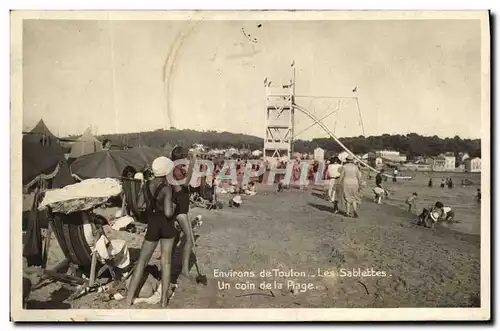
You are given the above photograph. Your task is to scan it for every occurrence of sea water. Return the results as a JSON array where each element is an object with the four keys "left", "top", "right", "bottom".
[{"left": 364, "top": 171, "right": 482, "bottom": 236}]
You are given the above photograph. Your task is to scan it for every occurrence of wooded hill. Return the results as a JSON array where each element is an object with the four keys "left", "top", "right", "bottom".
[{"left": 73, "top": 128, "right": 480, "bottom": 159}]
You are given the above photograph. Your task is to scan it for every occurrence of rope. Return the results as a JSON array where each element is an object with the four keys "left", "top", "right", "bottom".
[
  {"left": 24, "top": 162, "right": 62, "bottom": 190},
  {"left": 293, "top": 103, "right": 406, "bottom": 178}
]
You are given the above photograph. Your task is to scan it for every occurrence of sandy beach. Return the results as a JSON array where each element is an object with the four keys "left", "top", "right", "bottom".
[{"left": 25, "top": 171, "right": 481, "bottom": 309}]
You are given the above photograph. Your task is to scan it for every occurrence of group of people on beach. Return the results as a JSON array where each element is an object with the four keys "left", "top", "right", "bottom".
[
  {"left": 121, "top": 146, "right": 198, "bottom": 307},
  {"left": 325, "top": 155, "right": 363, "bottom": 218},
  {"left": 123, "top": 147, "right": 271, "bottom": 306}
]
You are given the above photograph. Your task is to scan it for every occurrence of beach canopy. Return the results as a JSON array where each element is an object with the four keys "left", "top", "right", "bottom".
[
  {"left": 22, "top": 136, "right": 74, "bottom": 189},
  {"left": 70, "top": 146, "right": 169, "bottom": 179},
  {"left": 24, "top": 119, "right": 59, "bottom": 147},
  {"left": 29, "top": 119, "right": 56, "bottom": 137},
  {"left": 69, "top": 128, "right": 103, "bottom": 159}
]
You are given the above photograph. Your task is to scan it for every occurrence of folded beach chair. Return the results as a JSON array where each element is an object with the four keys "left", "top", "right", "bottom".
[
  {"left": 121, "top": 177, "right": 147, "bottom": 223},
  {"left": 38, "top": 210, "right": 121, "bottom": 300}
]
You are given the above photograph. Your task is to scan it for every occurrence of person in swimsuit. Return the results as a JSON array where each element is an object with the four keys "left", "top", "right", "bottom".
[
  {"left": 126, "top": 156, "right": 177, "bottom": 307},
  {"left": 170, "top": 146, "right": 197, "bottom": 281},
  {"left": 375, "top": 169, "right": 384, "bottom": 188}
]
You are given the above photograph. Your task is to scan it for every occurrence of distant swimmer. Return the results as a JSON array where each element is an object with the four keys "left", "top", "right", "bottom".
[
  {"left": 428, "top": 177, "right": 433, "bottom": 188},
  {"left": 475, "top": 188, "right": 481, "bottom": 202},
  {"left": 440, "top": 178, "right": 446, "bottom": 188}
]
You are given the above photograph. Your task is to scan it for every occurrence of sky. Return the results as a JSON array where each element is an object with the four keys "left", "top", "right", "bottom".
[{"left": 22, "top": 18, "right": 482, "bottom": 139}]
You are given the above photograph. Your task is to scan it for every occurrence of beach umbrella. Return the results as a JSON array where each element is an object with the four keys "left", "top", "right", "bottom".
[{"left": 70, "top": 147, "right": 168, "bottom": 179}]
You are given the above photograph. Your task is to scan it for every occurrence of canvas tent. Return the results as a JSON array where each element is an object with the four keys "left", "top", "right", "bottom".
[
  {"left": 24, "top": 119, "right": 59, "bottom": 146},
  {"left": 69, "top": 128, "right": 103, "bottom": 159},
  {"left": 22, "top": 136, "right": 74, "bottom": 189}
]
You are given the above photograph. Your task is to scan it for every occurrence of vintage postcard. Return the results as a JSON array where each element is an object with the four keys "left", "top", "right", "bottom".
[{"left": 11, "top": 10, "right": 490, "bottom": 322}]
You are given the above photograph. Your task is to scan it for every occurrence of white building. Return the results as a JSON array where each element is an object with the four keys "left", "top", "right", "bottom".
[
  {"left": 314, "top": 147, "right": 325, "bottom": 161},
  {"left": 252, "top": 150, "right": 263, "bottom": 157},
  {"left": 444, "top": 155, "right": 456, "bottom": 170},
  {"left": 376, "top": 150, "right": 400, "bottom": 158},
  {"left": 376, "top": 150, "right": 406, "bottom": 163},
  {"left": 464, "top": 157, "right": 481, "bottom": 173}
]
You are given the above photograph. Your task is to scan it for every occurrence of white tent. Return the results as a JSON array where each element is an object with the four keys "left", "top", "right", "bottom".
[{"left": 69, "top": 128, "right": 102, "bottom": 159}]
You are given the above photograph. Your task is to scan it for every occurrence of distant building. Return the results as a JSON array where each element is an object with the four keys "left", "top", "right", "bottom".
[
  {"left": 464, "top": 157, "right": 481, "bottom": 173},
  {"left": 376, "top": 150, "right": 400, "bottom": 158},
  {"left": 314, "top": 147, "right": 325, "bottom": 161},
  {"left": 376, "top": 150, "right": 406, "bottom": 163},
  {"left": 444, "top": 155, "right": 456, "bottom": 170},
  {"left": 431, "top": 155, "right": 447, "bottom": 172},
  {"left": 251, "top": 150, "right": 263, "bottom": 157}
]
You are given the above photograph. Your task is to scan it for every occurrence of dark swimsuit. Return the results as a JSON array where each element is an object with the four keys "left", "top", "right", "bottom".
[{"left": 144, "top": 180, "right": 178, "bottom": 241}]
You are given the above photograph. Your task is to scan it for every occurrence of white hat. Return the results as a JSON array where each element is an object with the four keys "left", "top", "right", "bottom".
[
  {"left": 134, "top": 172, "right": 144, "bottom": 181},
  {"left": 232, "top": 195, "right": 243, "bottom": 204},
  {"left": 345, "top": 155, "right": 354, "bottom": 161},
  {"left": 152, "top": 156, "right": 174, "bottom": 177}
]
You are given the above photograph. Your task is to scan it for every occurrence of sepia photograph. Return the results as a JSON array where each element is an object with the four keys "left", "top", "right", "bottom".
[{"left": 11, "top": 10, "right": 490, "bottom": 321}]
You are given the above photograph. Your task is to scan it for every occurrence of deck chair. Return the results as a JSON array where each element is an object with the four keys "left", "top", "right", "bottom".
[
  {"left": 38, "top": 210, "right": 122, "bottom": 301},
  {"left": 190, "top": 176, "right": 222, "bottom": 210},
  {"left": 121, "top": 178, "right": 147, "bottom": 224}
]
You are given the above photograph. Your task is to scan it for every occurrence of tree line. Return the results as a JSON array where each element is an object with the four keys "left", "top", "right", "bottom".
[{"left": 92, "top": 129, "right": 480, "bottom": 159}]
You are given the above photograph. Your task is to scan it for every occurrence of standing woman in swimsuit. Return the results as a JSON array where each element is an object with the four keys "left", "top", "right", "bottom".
[
  {"left": 126, "top": 156, "right": 177, "bottom": 307},
  {"left": 170, "top": 146, "right": 197, "bottom": 280}
]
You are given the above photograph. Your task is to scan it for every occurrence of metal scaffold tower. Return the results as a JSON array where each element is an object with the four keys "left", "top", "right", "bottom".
[
  {"left": 263, "top": 65, "right": 296, "bottom": 159},
  {"left": 261, "top": 62, "right": 389, "bottom": 176}
]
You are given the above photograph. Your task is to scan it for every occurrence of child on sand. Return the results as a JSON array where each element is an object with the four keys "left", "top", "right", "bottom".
[
  {"left": 405, "top": 192, "right": 418, "bottom": 212},
  {"left": 373, "top": 186, "right": 388, "bottom": 204},
  {"left": 417, "top": 202, "right": 443, "bottom": 228},
  {"left": 417, "top": 201, "right": 455, "bottom": 229}
]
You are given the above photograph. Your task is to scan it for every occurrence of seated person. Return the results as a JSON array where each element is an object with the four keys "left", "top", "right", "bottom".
[
  {"left": 373, "top": 187, "right": 388, "bottom": 204},
  {"left": 441, "top": 205, "right": 455, "bottom": 222},
  {"left": 244, "top": 181, "right": 257, "bottom": 196},
  {"left": 417, "top": 201, "right": 454, "bottom": 228}
]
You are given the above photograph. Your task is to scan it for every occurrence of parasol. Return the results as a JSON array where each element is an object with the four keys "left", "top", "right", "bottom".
[
  {"left": 70, "top": 147, "right": 168, "bottom": 179},
  {"left": 39, "top": 178, "right": 123, "bottom": 214}
]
